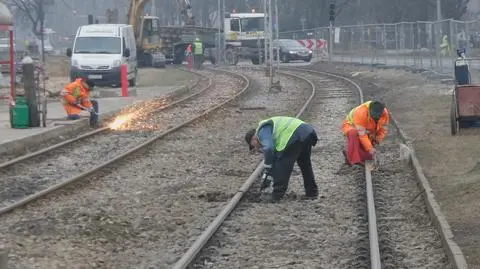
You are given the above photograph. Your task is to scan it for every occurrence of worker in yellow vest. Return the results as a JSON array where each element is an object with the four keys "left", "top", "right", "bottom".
[
  {"left": 245, "top": 116, "right": 319, "bottom": 202},
  {"left": 193, "top": 37, "right": 203, "bottom": 69},
  {"left": 440, "top": 35, "right": 450, "bottom": 57}
]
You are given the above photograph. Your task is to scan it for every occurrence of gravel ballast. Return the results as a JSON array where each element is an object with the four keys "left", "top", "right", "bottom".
[
  {"left": 0, "top": 68, "right": 311, "bottom": 268},
  {"left": 0, "top": 71, "right": 238, "bottom": 209}
]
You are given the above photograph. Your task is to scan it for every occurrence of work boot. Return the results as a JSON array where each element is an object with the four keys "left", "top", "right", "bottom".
[{"left": 302, "top": 190, "right": 319, "bottom": 200}]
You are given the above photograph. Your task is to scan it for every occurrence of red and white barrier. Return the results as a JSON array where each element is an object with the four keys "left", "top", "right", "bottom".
[{"left": 297, "top": 39, "right": 328, "bottom": 50}]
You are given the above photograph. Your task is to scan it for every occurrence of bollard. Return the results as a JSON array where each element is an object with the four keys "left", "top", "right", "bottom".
[
  {"left": 120, "top": 64, "right": 128, "bottom": 97},
  {"left": 22, "top": 60, "right": 40, "bottom": 127},
  {"left": 0, "top": 248, "right": 8, "bottom": 269}
]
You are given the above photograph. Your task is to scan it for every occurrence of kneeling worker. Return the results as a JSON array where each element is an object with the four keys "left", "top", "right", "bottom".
[
  {"left": 245, "top": 116, "right": 319, "bottom": 202},
  {"left": 342, "top": 100, "right": 389, "bottom": 167},
  {"left": 61, "top": 77, "right": 98, "bottom": 125}
]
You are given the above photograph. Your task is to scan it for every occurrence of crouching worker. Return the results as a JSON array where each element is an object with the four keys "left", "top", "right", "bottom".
[
  {"left": 61, "top": 77, "right": 99, "bottom": 126},
  {"left": 342, "top": 100, "right": 389, "bottom": 167},
  {"left": 245, "top": 116, "right": 319, "bottom": 202}
]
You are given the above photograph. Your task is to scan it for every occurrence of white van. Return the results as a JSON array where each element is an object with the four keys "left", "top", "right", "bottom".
[{"left": 67, "top": 24, "right": 138, "bottom": 87}]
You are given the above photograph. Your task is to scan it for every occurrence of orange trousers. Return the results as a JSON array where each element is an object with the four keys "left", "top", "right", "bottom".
[
  {"left": 344, "top": 129, "right": 374, "bottom": 165},
  {"left": 63, "top": 99, "right": 92, "bottom": 116}
]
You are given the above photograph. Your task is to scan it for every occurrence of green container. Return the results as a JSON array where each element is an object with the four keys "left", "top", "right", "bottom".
[{"left": 11, "top": 96, "right": 30, "bottom": 129}]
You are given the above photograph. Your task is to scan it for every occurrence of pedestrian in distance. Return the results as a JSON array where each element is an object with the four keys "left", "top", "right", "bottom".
[
  {"left": 341, "top": 100, "right": 389, "bottom": 168},
  {"left": 245, "top": 116, "right": 319, "bottom": 202}
]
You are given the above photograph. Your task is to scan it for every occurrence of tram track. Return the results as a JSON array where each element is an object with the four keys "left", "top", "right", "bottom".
[
  {"left": 0, "top": 65, "right": 454, "bottom": 268},
  {"left": 0, "top": 68, "right": 204, "bottom": 166},
  {"left": 174, "top": 66, "right": 451, "bottom": 269},
  {"left": 0, "top": 67, "right": 313, "bottom": 268},
  {"left": 0, "top": 68, "right": 248, "bottom": 215},
  {"left": 0, "top": 68, "right": 202, "bottom": 164}
]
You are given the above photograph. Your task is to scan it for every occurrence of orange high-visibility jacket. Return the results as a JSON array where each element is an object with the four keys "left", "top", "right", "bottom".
[
  {"left": 61, "top": 78, "right": 92, "bottom": 115},
  {"left": 342, "top": 101, "right": 389, "bottom": 152}
]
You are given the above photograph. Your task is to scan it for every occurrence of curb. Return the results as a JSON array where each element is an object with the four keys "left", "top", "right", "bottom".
[
  {"left": 323, "top": 60, "right": 454, "bottom": 80},
  {"left": 0, "top": 78, "right": 200, "bottom": 157},
  {"left": 389, "top": 113, "right": 469, "bottom": 269}
]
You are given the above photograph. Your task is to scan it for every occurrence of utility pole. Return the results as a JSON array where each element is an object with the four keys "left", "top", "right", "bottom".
[
  {"left": 39, "top": 0, "right": 45, "bottom": 63},
  {"left": 275, "top": 0, "right": 280, "bottom": 72},
  {"left": 217, "top": 0, "right": 221, "bottom": 65},
  {"left": 329, "top": 1, "right": 335, "bottom": 61},
  {"left": 151, "top": 0, "right": 156, "bottom": 16},
  {"left": 436, "top": 0, "right": 442, "bottom": 70},
  {"left": 220, "top": 0, "right": 226, "bottom": 64},
  {"left": 263, "top": 0, "right": 280, "bottom": 90}
]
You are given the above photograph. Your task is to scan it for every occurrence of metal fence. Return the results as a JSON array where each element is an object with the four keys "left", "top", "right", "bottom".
[{"left": 280, "top": 19, "right": 480, "bottom": 73}]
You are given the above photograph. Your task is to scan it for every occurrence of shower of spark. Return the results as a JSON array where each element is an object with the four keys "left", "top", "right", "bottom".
[
  {"left": 109, "top": 113, "right": 135, "bottom": 130},
  {"left": 107, "top": 97, "right": 170, "bottom": 131}
]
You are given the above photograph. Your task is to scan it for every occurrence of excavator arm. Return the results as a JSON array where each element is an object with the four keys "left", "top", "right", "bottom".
[
  {"left": 176, "top": 0, "right": 195, "bottom": 26},
  {"left": 127, "top": 0, "right": 150, "bottom": 46},
  {"left": 128, "top": 0, "right": 195, "bottom": 31}
]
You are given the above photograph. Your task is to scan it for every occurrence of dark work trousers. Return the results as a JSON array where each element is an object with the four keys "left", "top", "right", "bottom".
[
  {"left": 89, "top": 100, "right": 99, "bottom": 128},
  {"left": 194, "top": 54, "right": 204, "bottom": 69},
  {"left": 271, "top": 134, "right": 318, "bottom": 200}
]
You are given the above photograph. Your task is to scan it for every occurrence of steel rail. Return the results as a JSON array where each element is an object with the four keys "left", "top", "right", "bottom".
[
  {"left": 172, "top": 70, "right": 317, "bottom": 269},
  {"left": 0, "top": 69, "right": 208, "bottom": 170},
  {"left": 0, "top": 68, "right": 250, "bottom": 216},
  {"left": 172, "top": 66, "right": 381, "bottom": 269},
  {"left": 281, "top": 66, "right": 381, "bottom": 269}
]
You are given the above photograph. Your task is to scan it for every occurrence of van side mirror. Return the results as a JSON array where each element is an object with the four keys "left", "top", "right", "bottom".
[
  {"left": 66, "top": 48, "right": 72, "bottom": 57},
  {"left": 123, "top": 48, "right": 130, "bottom": 57}
]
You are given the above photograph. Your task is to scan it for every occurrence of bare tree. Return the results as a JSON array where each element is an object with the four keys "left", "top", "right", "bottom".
[{"left": 5, "top": 0, "right": 54, "bottom": 40}]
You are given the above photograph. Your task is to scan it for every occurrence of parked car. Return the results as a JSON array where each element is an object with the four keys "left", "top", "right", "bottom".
[{"left": 274, "top": 39, "right": 313, "bottom": 63}]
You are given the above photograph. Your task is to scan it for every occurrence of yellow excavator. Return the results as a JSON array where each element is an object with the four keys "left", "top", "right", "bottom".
[{"left": 127, "top": 0, "right": 216, "bottom": 66}]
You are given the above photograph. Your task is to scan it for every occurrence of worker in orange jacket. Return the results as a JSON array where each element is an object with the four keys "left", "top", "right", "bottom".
[
  {"left": 341, "top": 101, "right": 389, "bottom": 166},
  {"left": 61, "top": 78, "right": 97, "bottom": 121}
]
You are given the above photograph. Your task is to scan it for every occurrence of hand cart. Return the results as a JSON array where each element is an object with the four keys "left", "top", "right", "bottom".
[{"left": 450, "top": 56, "right": 480, "bottom": 135}]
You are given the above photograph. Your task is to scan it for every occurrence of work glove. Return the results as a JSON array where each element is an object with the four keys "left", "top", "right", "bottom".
[
  {"left": 368, "top": 148, "right": 376, "bottom": 157},
  {"left": 87, "top": 107, "right": 95, "bottom": 113}
]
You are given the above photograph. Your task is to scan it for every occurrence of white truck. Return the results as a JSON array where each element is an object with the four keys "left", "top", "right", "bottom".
[{"left": 223, "top": 11, "right": 265, "bottom": 65}]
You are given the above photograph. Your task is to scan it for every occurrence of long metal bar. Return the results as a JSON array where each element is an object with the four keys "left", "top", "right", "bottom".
[{"left": 366, "top": 166, "right": 382, "bottom": 269}]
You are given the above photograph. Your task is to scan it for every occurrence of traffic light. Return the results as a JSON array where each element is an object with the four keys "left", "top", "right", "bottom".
[{"left": 329, "top": 3, "right": 335, "bottom": 22}]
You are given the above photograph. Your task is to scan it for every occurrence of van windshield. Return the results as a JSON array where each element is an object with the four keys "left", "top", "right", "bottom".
[{"left": 74, "top": 37, "right": 121, "bottom": 54}]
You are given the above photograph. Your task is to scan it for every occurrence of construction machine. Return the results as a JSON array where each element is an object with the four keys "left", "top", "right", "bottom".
[
  {"left": 223, "top": 11, "right": 266, "bottom": 65},
  {"left": 128, "top": 0, "right": 217, "bottom": 67}
]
